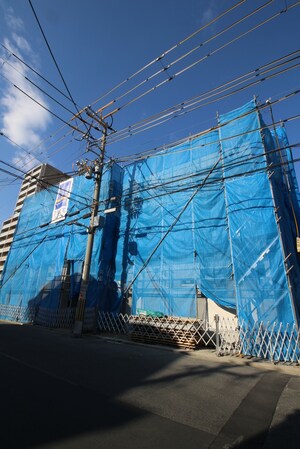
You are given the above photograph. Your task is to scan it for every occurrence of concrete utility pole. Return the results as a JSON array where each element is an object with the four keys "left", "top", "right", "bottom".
[{"left": 73, "top": 117, "right": 108, "bottom": 337}]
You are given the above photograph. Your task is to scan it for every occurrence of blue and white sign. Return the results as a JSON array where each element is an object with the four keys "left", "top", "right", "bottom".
[{"left": 51, "top": 178, "right": 73, "bottom": 223}]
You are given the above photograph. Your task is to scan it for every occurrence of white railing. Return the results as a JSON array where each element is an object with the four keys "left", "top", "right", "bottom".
[
  {"left": 0, "top": 304, "right": 35, "bottom": 323},
  {"left": 232, "top": 321, "right": 300, "bottom": 364},
  {"left": 98, "top": 312, "right": 300, "bottom": 364},
  {"left": 97, "top": 312, "right": 218, "bottom": 349},
  {"left": 0, "top": 304, "right": 96, "bottom": 331},
  {"left": 1, "top": 304, "right": 299, "bottom": 364}
]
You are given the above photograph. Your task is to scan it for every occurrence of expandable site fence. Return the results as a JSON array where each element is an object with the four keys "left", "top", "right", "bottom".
[{"left": 0, "top": 304, "right": 299, "bottom": 364}]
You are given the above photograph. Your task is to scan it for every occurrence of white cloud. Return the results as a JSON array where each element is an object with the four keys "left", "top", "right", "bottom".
[
  {"left": 12, "top": 150, "right": 41, "bottom": 172},
  {"left": 0, "top": 7, "right": 52, "bottom": 164},
  {"left": 200, "top": 1, "right": 218, "bottom": 28},
  {"left": 4, "top": 7, "right": 24, "bottom": 32},
  {"left": 12, "top": 32, "right": 32, "bottom": 54}
]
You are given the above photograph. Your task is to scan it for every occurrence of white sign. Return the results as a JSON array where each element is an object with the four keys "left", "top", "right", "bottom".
[{"left": 52, "top": 178, "right": 73, "bottom": 223}]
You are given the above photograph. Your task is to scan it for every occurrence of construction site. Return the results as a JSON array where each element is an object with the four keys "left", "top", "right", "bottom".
[
  {"left": 0, "top": 98, "right": 300, "bottom": 361},
  {"left": 0, "top": 1, "right": 300, "bottom": 363}
]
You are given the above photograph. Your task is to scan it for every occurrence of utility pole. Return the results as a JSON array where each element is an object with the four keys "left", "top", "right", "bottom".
[{"left": 73, "top": 115, "right": 108, "bottom": 337}]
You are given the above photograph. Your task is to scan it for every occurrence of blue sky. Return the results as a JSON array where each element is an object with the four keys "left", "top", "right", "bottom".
[{"left": 0, "top": 0, "right": 300, "bottom": 226}]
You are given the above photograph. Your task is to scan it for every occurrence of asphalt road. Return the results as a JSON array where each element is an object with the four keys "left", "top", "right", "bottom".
[{"left": 0, "top": 323, "right": 299, "bottom": 449}]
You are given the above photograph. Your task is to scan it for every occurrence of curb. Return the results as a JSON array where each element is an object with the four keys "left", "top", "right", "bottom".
[{"left": 96, "top": 333, "right": 300, "bottom": 377}]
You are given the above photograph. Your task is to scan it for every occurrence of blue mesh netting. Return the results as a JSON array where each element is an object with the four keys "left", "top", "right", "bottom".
[
  {"left": 0, "top": 165, "right": 123, "bottom": 315},
  {"left": 115, "top": 100, "right": 300, "bottom": 326},
  {"left": 1, "top": 100, "right": 300, "bottom": 329}
]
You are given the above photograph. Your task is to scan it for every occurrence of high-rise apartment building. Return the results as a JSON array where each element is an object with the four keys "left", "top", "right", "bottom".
[{"left": 0, "top": 164, "right": 67, "bottom": 277}]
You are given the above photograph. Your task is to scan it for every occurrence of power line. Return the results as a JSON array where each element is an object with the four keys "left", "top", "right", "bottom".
[
  {"left": 28, "top": 0, "right": 83, "bottom": 120},
  {"left": 0, "top": 55, "right": 77, "bottom": 116},
  {"left": 103, "top": 1, "right": 299, "bottom": 119},
  {"left": 0, "top": 130, "right": 44, "bottom": 166},
  {"left": 0, "top": 159, "right": 92, "bottom": 207},
  {"left": 0, "top": 69, "right": 88, "bottom": 136},
  {"left": 113, "top": 89, "right": 300, "bottom": 165},
  {"left": 107, "top": 50, "right": 300, "bottom": 145},
  {"left": 120, "top": 141, "right": 300, "bottom": 204},
  {"left": 0, "top": 42, "right": 74, "bottom": 103},
  {"left": 10, "top": 138, "right": 300, "bottom": 244},
  {"left": 97, "top": 0, "right": 274, "bottom": 118},
  {"left": 87, "top": 0, "right": 247, "bottom": 111}
]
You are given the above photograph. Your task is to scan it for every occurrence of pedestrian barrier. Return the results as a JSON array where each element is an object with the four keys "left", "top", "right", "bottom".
[
  {"left": 0, "top": 304, "right": 96, "bottom": 331},
  {"left": 0, "top": 304, "right": 35, "bottom": 323},
  {"left": 97, "top": 312, "right": 219, "bottom": 349},
  {"left": 0, "top": 303, "right": 299, "bottom": 364},
  {"left": 97, "top": 312, "right": 300, "bottom": 364},
  {"left": 34, "top": 307, "right": 76, "bottom": 328},
  {"left": 233, "top": 321, "right": 300, "bottom": 364}
]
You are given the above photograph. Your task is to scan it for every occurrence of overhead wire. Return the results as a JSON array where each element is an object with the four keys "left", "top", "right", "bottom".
[
  {"left": 107, "top": 50, "right": 300, "bottom": 145},
  {"left": 2, "top": 1, "right": 247, "bottom": 169},
  {"left": 27, "top": 0, "right": 91, "bottom": 135},
  {"left": 1, "top": 0, "right": 298, "bottom": 201},
  {"left": 97, "top": 0, "right": 274, "bottom": 117},
  {"left": 0, "top": 69, "right": 88, "bottom": 135},
  {"left": 88, "top": 0, "right": 247, "bottom": 110},
  {"left": 112, "top": 88, "right": 300, "bottom": 165},
  {"left": 0, "top": 130, "right": 44, "bottom": 166},
  {"left": 0, "top": 41, "right": 74, "bottom": 103},
  {"left": 0, "top": 55, "right": 77, "bottom": 116},
  {"left": 6, "top": 134, "right": 300, "bottom": 245},
  {"left": 102, "top": 1, "right": 300, "bottom": 120},
  {"left": 0, "top": 159, "right": 92, "bottom": 207},
  {"left": 122, "top": 156, "right": 222, "bottom": 297},
  {"left": 118, "top": 141, "right": 300, "bottom": 212},
  {"left": 0, "top": 1, "right": 290, "bottom": 176}
]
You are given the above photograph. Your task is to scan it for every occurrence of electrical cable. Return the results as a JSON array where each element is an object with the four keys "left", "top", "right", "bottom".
[
  {"left": 0, "top": 55, "right": 78, "bottom": 116},
  {"left": 107, "top": 51, "right": 300, "bottom": 145},
  {"left": 97, "top": 0, "right": 274, "bottom": 117},
  {"left": 0, "top": 69, "right": 88, "bottom": 136},
  {"left": 113, "top": 89, "right": 300, "bottom": 165},
  {"left": 0, "top": 234, "right": 48, "bottom": 288},
  {"left": 0, "top": 130, "right": 44, "bottom": 165},
  {"left": 0, "top": 159, "right": 93, "bottom": 207},
  {"left": 121, "top": 156, "right": 221, "bottom": 296},
  {"left": 105, "top": 1, "right": 299, "bottom": 119},
  {"left": 3, "top": 1, "right": 294, "bottom": 177},
  {"left": 28, "top": 0, "right": 90, "bottom": 135},
  {"left": 0, "top": 42, "right": 74, "bottom": 103},
  {"left": 119, "top": 141, "right": 300, "bottom": 204},
  {"left": 9, "top": 140, "right": 300, "bottom": 244},
  {"left": 88, "top": 0, "right": 247, "bottom": 110}
]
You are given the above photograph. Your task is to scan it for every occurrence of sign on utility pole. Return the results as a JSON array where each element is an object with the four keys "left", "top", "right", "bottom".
[{"left": 73, "top": 118, "right": 108, "bottom": 337}]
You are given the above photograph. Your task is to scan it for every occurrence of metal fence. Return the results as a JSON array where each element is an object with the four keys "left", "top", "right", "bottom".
[
  {"left": 34, "top": 307, "right": 76, "bottom": 328},
  {"left": 232, "top": 321, "right": 300, "bottom": 364},
  {"left": 98, "top": 312, "right": 300, "bottom": 364},
  {"left": 1, "top": 304, "right": 299, "bottom": 364},
  {"left": 97, "top": 312, "right": 218, "bottom": 349},
  {"left": 0, "top": 304, "right": 35, "bottom": 323},
  {"left": 0, "top": 304, "right": 96, "bottom": 331}
]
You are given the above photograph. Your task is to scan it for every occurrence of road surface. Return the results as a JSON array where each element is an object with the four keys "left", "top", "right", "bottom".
[{"left": 0, "top": 323, "right": 299, "bottom": 449}]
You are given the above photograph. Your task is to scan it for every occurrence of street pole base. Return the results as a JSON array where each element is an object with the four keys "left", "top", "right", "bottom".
[{"left": 72, "top": 320, "right": 83, "bottom": 338}]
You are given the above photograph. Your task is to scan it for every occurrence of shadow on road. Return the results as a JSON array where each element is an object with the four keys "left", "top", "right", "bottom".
[{"left": 0, "top": 323, "right": 296, "bottom": 449}]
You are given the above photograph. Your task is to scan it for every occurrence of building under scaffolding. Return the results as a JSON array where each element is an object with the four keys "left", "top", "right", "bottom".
[
  {"left": 0, "top": 100, "right": 300, "bottom": 332},
  {"left": 115, "top": 99, "right": 300, "bottom": 328}
]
